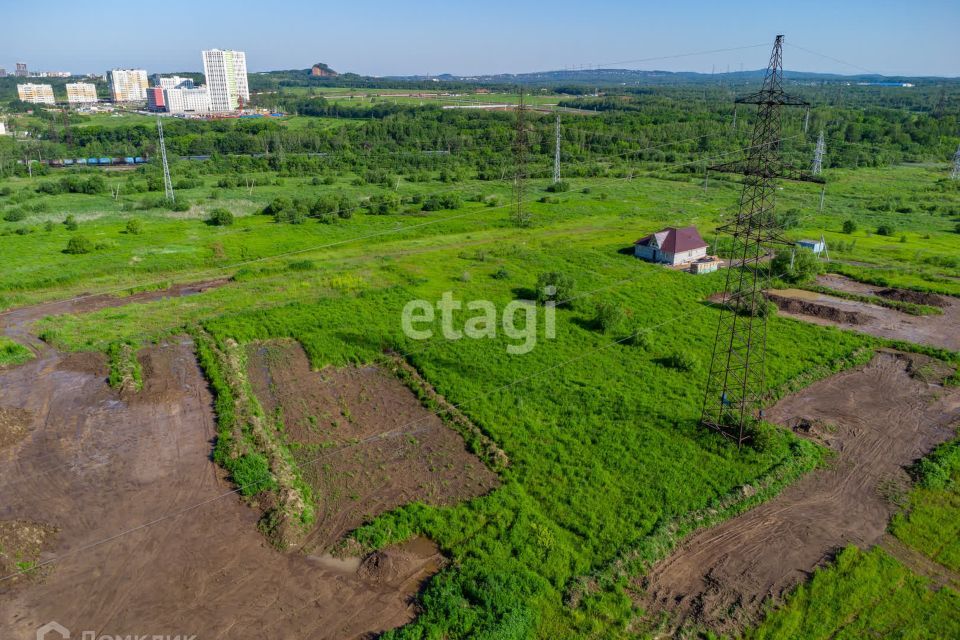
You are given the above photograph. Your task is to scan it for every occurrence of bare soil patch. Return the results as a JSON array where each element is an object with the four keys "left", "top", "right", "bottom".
[
  {"left": 768, "top": 286, "right": 960, "bottom": 351},
  {"left": 641, "top": 351, "right": 960, "bottom": 635},
  {"left": 0, "top": 338, "right": 447, "bottom": 639},
  {"left": 246, "top": 340, "right": 499, "bottom": 552},
  {"left": 0, "top": 520, "right": 57, "bottom": 587},
  {"left": 0, "top": 407, "right": 33, "bottom": 450}
]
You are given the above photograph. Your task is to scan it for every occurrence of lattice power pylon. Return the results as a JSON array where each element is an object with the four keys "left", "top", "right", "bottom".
[
  {"left": 513, "top": 88, "right": 530, "bottom": 227},
  {"left": 701, "top": 35, "right": 809, "bottom": 447},
  {"left": 553, "top": 112, "right": 562, "bottom": 184},
  {"left": 811, "top": 129, "right": 825, "bottom": 176},
  {"left": 157, "top": 116, "right": 175, "bottom": 202}
]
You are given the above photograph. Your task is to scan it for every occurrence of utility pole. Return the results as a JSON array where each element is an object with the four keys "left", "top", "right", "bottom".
[
  {"left": 513, "top": 87, "right": 530, "bottom": 227},
  {"left": 952, "top": 143, "right": 960, "bottom": 181},
  {"left": 553, "top": 112, "right": 561, "bottom": 184},
  {"left": 803, "top": 108, "right": 810, "bottom": 135},
  {"left": 701, "top": 35, "right": 809, "bottom": 448},
  {"left": 811, "top": 129, "right": 825, "bottom": 176},
  {"left": 61, "top": 107, "right": 73, "bottom": 150},
  {"left": 818, "top": 186, "right": 826, "bottom": 213},
  {"left": 157, "top": 116, "right": 174, "bottom": 202}
]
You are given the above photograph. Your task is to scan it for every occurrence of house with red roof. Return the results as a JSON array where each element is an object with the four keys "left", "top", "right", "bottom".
[{"left": 634, "top": 225, "right": 709, "bottom": 266}]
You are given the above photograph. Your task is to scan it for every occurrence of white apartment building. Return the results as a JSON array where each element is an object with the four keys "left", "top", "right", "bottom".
[
  {"left": 155, "top": 75, "right": 195, "bottom": 90},
  {"left": 201, "top": 49, "right": 249, "bottom": 112},
  {"left": 17, "top": 83, "right": 56, "bottom": 105},
  {"left": 165, "top": 86, "right": 211, "bottom": 114},
  {"left": 66, "top": 82, "right": 98, "bottom": 104},
  {"left": 108, "top": 68, "right": 148, "bottom": 102}
]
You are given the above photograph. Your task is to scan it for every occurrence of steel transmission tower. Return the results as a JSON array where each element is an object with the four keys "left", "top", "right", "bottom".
[
  {"left": 553, "top": 113, "right": 562, "bottom": 184},
  {"left": 952, "top": 143, "right": 960, "bottom": 180},
  {"left": 156, "top": 116, "right": 174, "bottom": 202},
  {"left": 513, "top": 88, "right": 530, "bottom": 227},
  {"left": 811, "top": 129, "right": 825, "bottom": 176},
  {"left": 701, "top": 35, "right": 809, "bottom": 447}
]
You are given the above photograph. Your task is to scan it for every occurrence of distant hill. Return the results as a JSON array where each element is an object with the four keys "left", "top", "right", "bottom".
[{"left": 386, "top": 68, "right": 960, "bottom": 87}]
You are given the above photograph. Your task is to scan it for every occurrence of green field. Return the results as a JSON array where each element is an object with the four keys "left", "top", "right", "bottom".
[{"left": 2, "top": 84, "right": 960, "bottom": 638}]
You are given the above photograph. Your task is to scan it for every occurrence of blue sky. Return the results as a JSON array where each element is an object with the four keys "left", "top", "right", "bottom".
[{"left": 3, "top": 0, "right": 958, "bottom": 77}]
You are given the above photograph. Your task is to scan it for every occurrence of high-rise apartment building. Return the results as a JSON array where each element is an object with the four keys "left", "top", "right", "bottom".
[
  {"left": 17, "top": 83, "right": 56, "bottom": 105},
  {"left": 201, "top": 49, "right": 249, "bottom": 112},
  {"left": 66, "top": 82, "right": 98, "bottom": 104},
  {"left": 108, "top": 68, "right": 148, "bottom": 102},
  {"left": 15, "top": 63, "right": 28, "bottom": 77}
]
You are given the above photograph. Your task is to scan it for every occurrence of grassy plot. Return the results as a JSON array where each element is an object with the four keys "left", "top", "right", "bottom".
[
  {"left": 743, "top": 546, "right": 960, "bottom": 640},
  {"left": 194, "top": 237, "right": 870, "bottom": 638},
  {"left": 890, "top": 437, "right": 960, "bottom": 572},
  {"left": 0, "top": 337, "right": 33, "bottom": 367}
]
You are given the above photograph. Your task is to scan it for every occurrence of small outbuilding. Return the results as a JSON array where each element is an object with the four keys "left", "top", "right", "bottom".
[
  {"left": 796, "top": 238, "right": 826, "bottom": 255},
  {"left": 634, "top": 225, "right": 709, "bottom": 266}
]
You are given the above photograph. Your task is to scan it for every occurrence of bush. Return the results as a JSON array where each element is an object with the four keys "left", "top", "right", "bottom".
[
  {"left": 63, "top": 215, "right": 78, "bottom": 231},
  {"left": 422, "top": 193, "right": 463, "bottom": 212},
  {"left": 546, "top": 181, "right": 570, "bottom": 193},
  {"left": 367, "top": 193, "right": 400, "bottom": 215},
  {"left": 207, "top": 208, "right": 235, "bottom": 226},
  {"left": 535, "top": 272, "right": 575, "bottom": 307},
  {"left": 842, "top": 219, "right": 857, "bottom": 234},
  {"left": 592, "top": 301, "right": 624, "bottom": 334},
  {"left": 662, "top": 351, "right": 698, "bottom": 372},
  {"left": 876, "top": 224, "right": 895, "bottom": 237},
  {"left": 64, "top": 235, "right": 94, "bottom": 254},
  {"left": 166, "top": 197, "right": 190, "bottom": 212},
  {"left": 3, "top": 209, "right": 26, "bottom": 222},
  {"left": 492, "top": 266, "right": 510, "bottom": 280},
  {"left": 771, "top": 247, "right": 822, "bottom": 284},
  {"left": 125, "top": 218, "right": 144, "bottom": 235}
]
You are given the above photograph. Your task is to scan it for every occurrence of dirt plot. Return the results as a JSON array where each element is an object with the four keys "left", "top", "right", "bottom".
[
  {"left": 642, "top": 351, "right": 960, "bottom": 635},
  {"left": 0, "top": 337, "right": 449, "bottom": 639},
  {"left": 247, "top": 340, "right": 499, "bottom": 552},
  {"left": 768, "top": 282, "right": 960, "bottom": 351}
]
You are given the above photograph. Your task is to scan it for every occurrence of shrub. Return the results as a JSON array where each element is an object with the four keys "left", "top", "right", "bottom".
[
  {"left": 492, "top": 266, "right": 510, "bottom": 280},
  {"left": 842, "top": 219, "right": 857, "bottom": 234},
  {"left": 125, "top": 218, "right": 144, "bottom": 235},
  {"left": 288, "top": 260, "right": 314, "bottom": 271},
  {"left": 592, "top": 301, "right": 624, "bottom": 334},
  {"left": 166, "top": 197, "right": 190, "bottom": 212},
  {"left": 63, "top": 215, "right": 78, "bottom": 231},
  {"left": 3, "top": 209, "right": 26, "bottom": 222},
  {"left": 64, "top": 235, "right": 94, "bottom": 254},
  {"left": 662, "top": 351, "right": 698, "bottom": 372},
  {"left": 876, "top": 224, "right": 895, "bottom": 237},
  {"left": 535, "top": 272, "right": 575, "bottom": 307},
  {"left": 546, "top": 181, "right": 570, "bottom": 193},
  {"left": 771, "top": 247, "right": 822, "bottom": 284},
  {"left": 207, "top": 208, "right": 235, "bottom": 226},
  {"left": 367, "top": 193, "right": 400, "bottom": 215}
]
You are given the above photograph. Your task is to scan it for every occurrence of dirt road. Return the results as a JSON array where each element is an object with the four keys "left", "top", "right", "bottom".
[
  {"left": 642, "top": 351, "right": 960, "bottom": 634},
  {"left": 0, "top": 288, "right": 443, "bottom": 639}
]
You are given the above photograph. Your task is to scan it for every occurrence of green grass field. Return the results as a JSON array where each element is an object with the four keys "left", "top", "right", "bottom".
[{"left": 2, "top": 157, "right": 959, "bottom": 638}]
